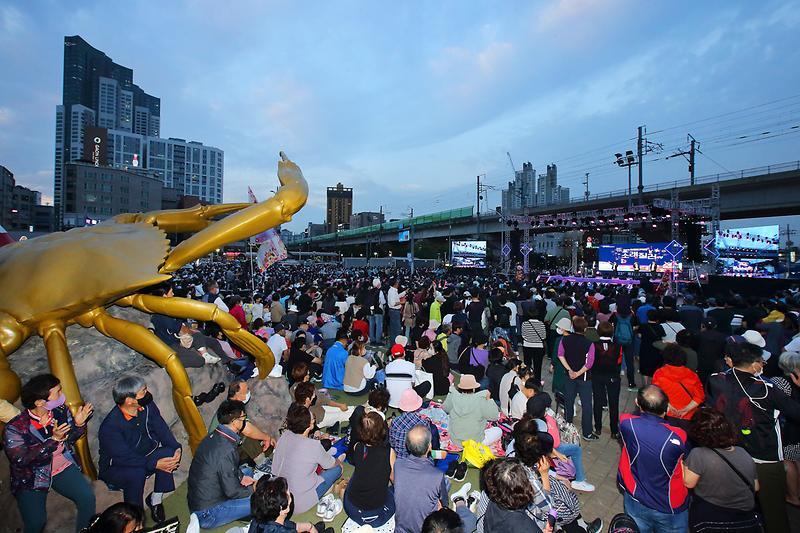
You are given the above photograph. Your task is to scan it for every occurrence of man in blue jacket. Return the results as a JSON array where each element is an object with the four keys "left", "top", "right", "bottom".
[
  {"left": 322, "top": 330, "right": 350, "bottom": 390},
  {"left": 98, "top": 376, "right": 181, "bottom": 524}
]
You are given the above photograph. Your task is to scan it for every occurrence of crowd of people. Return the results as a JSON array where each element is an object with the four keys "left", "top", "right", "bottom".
[{"left": 3, "top": 257, "right": 800, "bottom": 533}]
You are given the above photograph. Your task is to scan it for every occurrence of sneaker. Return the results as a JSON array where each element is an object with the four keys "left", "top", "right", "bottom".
[
  {"left": 316, "top": 493, "right": 334, "bottom": 517},
  {"left": 450, "top": 482, "right": 471, "bottom": 506},
  {"left": 454, "top": 462, "right": 468, "bottom": 482},
  {"left": 187, "top": 513, "right": 200, "bottom": 533},
  {"left": 445, "top": 461, "right": 459, "bottom": 479},
  {"left": 582, "top": 433, "right": 600, "bottom": 441},
  {"left": 586, "top": 517, "right": 603, "bottom": 533},
  {"left": 467, "top": 490, "right": 481, "bottom": 514},
  {"left": 323, "top": 497, "right": 342, "bottom": 522},
  {"left": 611, "top": 432, "right": 620, "bottom": 441},
  {"left": 571, "top": 480, "right": 596, "bottom": 492},
  {"left": 145, "top": 492, "right": 165, "bottom": 523},
  {"left": 202, "top": 353, "right": 221, "bottom": 364},
  {"left": 251, "top": 367, "right": 260, "bottom": 378}
]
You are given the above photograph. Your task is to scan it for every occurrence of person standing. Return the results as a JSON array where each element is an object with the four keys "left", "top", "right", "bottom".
[
  {"left": 4, "top": 374, "right": 96, "bottom": 533},
  {"left": 591, "top": 321, "right": 622, "bottom": 439},
  {"left": 618, "top": 385, "right": 689, "bottom": 533},
  {"left": 707, "top": 342, "right": 800, "bottom": 533},
  {"left": 520, "top": 309, "right": 547, "bottom": 383},
  {"left": 387, "top": 278, "right": 406, "bottom": 341},
  {"left": 683, "top": 407, "right": 762, "bottom": 533},
  {"left": 558, "top": 316, "right": 597, "bottom": 441}
]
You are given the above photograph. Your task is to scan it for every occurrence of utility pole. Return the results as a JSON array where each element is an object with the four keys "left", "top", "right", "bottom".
[
  {"left": 784, "top": 224, "right": 797, "bottom": 279},
  {"left": 409, "top": 206, "right": 415, "bottom": 276},
  {"left": 689, "top": 134, "right": 696, "bottom": 185},
  {"left": 637, "top": 125, "right": 644, "bottom": 203},
  {"left": 583, "top": 172, "right": 590, "bottom": 202}
]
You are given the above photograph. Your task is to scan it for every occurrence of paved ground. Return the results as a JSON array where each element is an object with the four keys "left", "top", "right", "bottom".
[{"left": 161, "top": 360, "right": 800, "bottom": 532}]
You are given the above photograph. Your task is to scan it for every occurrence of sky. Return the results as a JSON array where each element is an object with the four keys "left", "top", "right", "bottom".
[{"left": 1, "top": 0, "right": 799, "bottom": 232}]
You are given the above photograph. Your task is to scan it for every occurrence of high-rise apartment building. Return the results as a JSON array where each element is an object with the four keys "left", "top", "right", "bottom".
[
  {"left": 536, "top": 164, "right": 569, "bottom": 207},
  {"left": 326, "top": 182, "right": 353, "bottom": 232},
  {"left": 54, "top": 36, "right": 221, "bottom": 228},
  {"left": 502, "top": 162, "right": 537, "bottom": 212}
]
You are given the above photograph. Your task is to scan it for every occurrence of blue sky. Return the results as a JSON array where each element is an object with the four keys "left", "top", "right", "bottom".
[{"left": 1, "top": 0, "right": 799, "bottom": 231}]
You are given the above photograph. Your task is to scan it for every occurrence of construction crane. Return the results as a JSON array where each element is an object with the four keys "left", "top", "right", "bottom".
[{"left": 506, "top": 152, "right": 517, "bottom": 175}]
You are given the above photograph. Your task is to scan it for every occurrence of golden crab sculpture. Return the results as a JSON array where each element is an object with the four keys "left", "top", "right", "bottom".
[{"left": 0, "top": 152, "right": 308, "bottom": 477}]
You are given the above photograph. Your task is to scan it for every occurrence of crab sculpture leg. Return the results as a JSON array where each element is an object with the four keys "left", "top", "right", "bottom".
[{"left": 94, "top": 152, "right": 307, "bottom": 452}]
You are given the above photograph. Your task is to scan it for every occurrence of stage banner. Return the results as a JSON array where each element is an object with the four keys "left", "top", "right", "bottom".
[{"left": 248, "top": 187, "right": 288, "bottom": 270}]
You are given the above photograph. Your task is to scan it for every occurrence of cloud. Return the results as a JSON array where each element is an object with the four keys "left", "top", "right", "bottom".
[
  {"left": 0, "top": 107, "right": 13, "bottom": 125},
  {"left": 0, "top": 5, "right": 26, "bottom": 34}
]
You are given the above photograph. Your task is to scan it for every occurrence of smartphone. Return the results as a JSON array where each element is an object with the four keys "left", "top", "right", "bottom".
[{"left": 547, "top": 510, "right": 557, "bottom": 529}]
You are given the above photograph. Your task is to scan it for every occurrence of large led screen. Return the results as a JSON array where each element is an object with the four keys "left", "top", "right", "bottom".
[
  {"left": 452, "top": 240, "right": 487, "bottom": 268},
  {"left": 598, "top": 243, "right": 682, "bottom": 273}
]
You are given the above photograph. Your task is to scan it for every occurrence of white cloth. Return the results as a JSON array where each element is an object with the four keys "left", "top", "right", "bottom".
[
  {"left": 509, "top": 390, "right": 529, "bottom": 419},
  {"left": 250, "top": 302, "right": 264, "bottom": 321},
  {"left": 499, "top": 370, "right": 522, "bottom": 416},
  {"left": 387, "top": 287, "right": 406, "bottom": 310},
  {"left": 319, "top": 405, "right": 355, "bottom": 429},
  {"left": 213, "top": 296, "right": 229, "bottom": 313},
  {"left": 505, "top": 301, "right": 518, "bottom": 326},
  {"left": 385, "top": 358, "right": 416, "bottom": 408},
  {"left": 661, "top": 321, "right": 685, "bottom": 344},
  {"left": 267, "top": 334, "right": 288, "bottom": 360}
]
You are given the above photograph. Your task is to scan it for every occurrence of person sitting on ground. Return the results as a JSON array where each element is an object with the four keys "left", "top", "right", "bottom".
[
  {"left": 618, "top": 385, "right": 689, "bottom": 533},
  {"left": 343, "top": 340, "right": 380, "bottom": 395},
  {"left": 248, "top": 476, "right": 322, "bottom": 533},
  {"left": 422, "top": 508, "right": 473, "bottom": 533},
  {"left": 447, "top": 323, "right": 464, "bottom": 370},
  {"left": 187, "top": 400, "right": 255, "bottom": 530},
  {"left": 266, "top": 323, "right": 290, "bottom": 375},
  {"left": 442, "top": 374, "right": 500, "bottom": 460},
  {"left": 149, "top": 283, "right": 224, "bottom": 367},
  {"left": 479, "top": 458, "right": 541, "bottom": 532},
  {"left": 322, "top": 330, "right": 350, "bottom": 390},
  {"left": 84, "top": 502, "right": 145, "bottom": 533},
  {"left": 4, "top": 373, "right": 96, "bottom": 533},
  {"left": 683, "top": 407, "right": 762, "bottom": 533},
  {"left": 389, "top": 389, "right": 440, "bottom": 460},
  {"left": 99, "top": 376, "right": 180, "bottom": 523},
  {"left": 343, "top": 412, "right": 396, "bottom": 527},
  {"left": 485, "top": 347, "right": 507, "bottom": 402},
  {"left": 652, "top": 343, "right": 705, "bottom": 428},
  {"left": 394, "top": 425, "right": 452, "bottom": 533},
  {"left": 422, "top": 339, "right": 452, "bottom": 397},
  {"left": 271, "top": 403, "right": 345, "bottom": 515},
  {"left": 208, "top": 380, "right": 277, "bottom": 466},
  {"left": 293, "top": 381, "right": 354, "bottom": 431},
  {"left": 509, "top": 371, "right": 540, "bottom": 420},
  {"left": 414, "top": 336, "right": 434, "bottom": 369},
  {"left": 385, "top": 342, "right": 432, "bottom": 408},
  {"left": 286, "top": 328, "right": 323, "bottom": 380},
  {"left": 527, "top": 392, "right": 595, "bottom": 493},
  {"left": 348, "top": 388, "right": 391, "bottom": 456}
]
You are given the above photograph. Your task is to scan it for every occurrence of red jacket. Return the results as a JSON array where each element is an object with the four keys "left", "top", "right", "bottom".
[
  {"left": 230, "top": 304, "right": 248, "bottom": 329},
  {"left": 652, "top": 365, "right": 705, "bottom": 420}
]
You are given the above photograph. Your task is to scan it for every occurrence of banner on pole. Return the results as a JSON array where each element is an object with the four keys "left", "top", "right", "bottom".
[{"left": 248, "top": 187, "right": 288, "bottom": 270}]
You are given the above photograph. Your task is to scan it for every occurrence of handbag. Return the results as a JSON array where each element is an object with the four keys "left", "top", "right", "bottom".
[
  {"left": 552, "top": 456, "right": 576, "bottom": 480},
  {"left": 461, "top": 439, "right": 496, "bottom": 468}
]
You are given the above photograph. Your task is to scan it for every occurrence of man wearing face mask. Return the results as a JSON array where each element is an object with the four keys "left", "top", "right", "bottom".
[
  {"left": 708, "top": 341, "right": 800, "bottom": 533},
  {"left": 4, "top": 373, "right": 95, "bottom": 533},
  {"left": 188, "top": 400, "right": 255, "bottom": 530},
  {"left": 98, "top": 376, "right": 181, "bottom": 524},
  {"left": 207, "top": 380, "right": 277, "bottom": 466}
]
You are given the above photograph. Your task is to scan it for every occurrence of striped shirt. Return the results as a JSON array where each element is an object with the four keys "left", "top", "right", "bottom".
[{"left": 521, "top": 319, "right": 547, "bottom": 348}]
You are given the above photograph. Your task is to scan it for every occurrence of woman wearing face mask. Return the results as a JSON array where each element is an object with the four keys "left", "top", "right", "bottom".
[
  {"left": 98, "top": 376, "right": 182, "bottom": 524},
  {"left": 3, "top": 373, "right": 96, "bottom": 533}
]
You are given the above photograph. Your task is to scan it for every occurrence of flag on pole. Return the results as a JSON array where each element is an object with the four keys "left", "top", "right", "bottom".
[{"left": 247, "top": 187, "right": 287, "bottom": 270}]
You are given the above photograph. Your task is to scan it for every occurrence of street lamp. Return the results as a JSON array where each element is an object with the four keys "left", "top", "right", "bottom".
[{"left": 614, "top": 150, "right": 638, "bottom": 208}]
